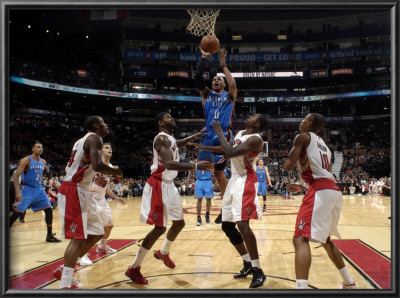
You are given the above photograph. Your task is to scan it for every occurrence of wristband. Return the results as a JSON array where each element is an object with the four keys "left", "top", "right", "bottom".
[{"left": 221, "top": 64, "right": 227, "bottom": 68}]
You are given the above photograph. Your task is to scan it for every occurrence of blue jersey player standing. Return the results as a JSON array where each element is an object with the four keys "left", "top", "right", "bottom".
[
  {"left": 190, "top": 166, "right": 213, "bottom": 226},
  {"left": 9, "top": 141, "right": 61, "bottom": 242},
  {"left": 195, "top": 47, "right": 236, "bottom": 224},
  {"left": 255, "top": 159, "right": 272, "bottom": 212}
]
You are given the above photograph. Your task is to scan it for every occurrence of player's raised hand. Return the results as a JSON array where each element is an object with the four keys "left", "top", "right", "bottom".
[
  {"left": 191, "top": 128, "right": 207, "bottom": 141},
  {"left": 199, "top": 46, "right": 212, "bottom": 58},
  {"left": 218, "top": 48, "right": 227, "bottom": 66},
  {"left": 211, "top": 120, "right": 223, "bottom": 135}
]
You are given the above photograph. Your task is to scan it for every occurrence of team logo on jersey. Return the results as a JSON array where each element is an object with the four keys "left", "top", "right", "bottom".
[
  {"left": 246, "top": 206, "right": 252, "bottom": 215},
  {"left": 70, "top": 222, "right": 78, "bottom": 234},
  {"left": 297, "top": 219, "right": 306, "bottom": 230},
  {"left": 152, "top": 212, "right": 158, "bottom": 221}
]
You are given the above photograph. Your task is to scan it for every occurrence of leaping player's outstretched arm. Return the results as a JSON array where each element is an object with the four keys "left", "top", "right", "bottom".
[
  {"left": 196, "top": 47, "right": 212, "bottom": 102},
  {"left": 219, "top": 49, "right": 237, "bottom": 102}
]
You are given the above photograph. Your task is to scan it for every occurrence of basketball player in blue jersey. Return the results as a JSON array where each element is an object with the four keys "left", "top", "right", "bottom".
[
  {"left": 9, "top": 141, "right": 61, "bottom": 242},
  {"left": 255, "top": 159, "right": 272, "bottom": 212},
  {"left": 195, "top": 47, "right": 236, "bottom": 224},
  {"left": 189, "top": 165, "right": 213, "bottom": 226}
]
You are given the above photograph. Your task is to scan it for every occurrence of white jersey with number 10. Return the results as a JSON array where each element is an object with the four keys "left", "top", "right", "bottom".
[{"left": 297, "top": 132, "right": 335, "bottom": 188}]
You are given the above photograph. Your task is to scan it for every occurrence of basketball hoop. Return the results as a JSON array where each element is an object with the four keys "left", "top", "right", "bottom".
[{"left": 186, "top": 9, "right": 220, "bottom": 37}]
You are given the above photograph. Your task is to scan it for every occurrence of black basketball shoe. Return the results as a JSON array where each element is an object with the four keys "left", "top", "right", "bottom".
[
  {"left": 234, "top": 260, "right": 253, "bottom": 278},
  {"left": 46, "top": 233, "right": 61, "bottom": 242},
  {"left": 249, "top": 267, "right": 266, "bottom": 288},
  {"left": 205, "top": 212, "right": 210, "bottom": 224}
]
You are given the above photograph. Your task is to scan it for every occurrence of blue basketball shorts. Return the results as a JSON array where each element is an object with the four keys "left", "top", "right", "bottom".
[
  {"left": 17, "top": 184, "right": 51, "bottom": 212},
  {"left": 257, "top": 182, "right": 267, "bottom": 196},
  {"left": 195, "top": 179, "right": 214, "bottom": 198}
]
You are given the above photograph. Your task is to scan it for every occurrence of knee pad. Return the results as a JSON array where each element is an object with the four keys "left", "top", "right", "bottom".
[{"left": 221, "top": 222, "right": 243, "bottom": 245}]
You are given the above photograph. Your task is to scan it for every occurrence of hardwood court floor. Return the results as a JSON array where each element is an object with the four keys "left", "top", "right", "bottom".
[{"left": 9, "top": 194, "right": 391, "bottom": 290}]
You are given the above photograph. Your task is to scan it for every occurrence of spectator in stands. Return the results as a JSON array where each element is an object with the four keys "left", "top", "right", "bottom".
[
  {"left": 122, "top": 180, "right": 133, "bottom": 198},
  {"left": 349, "top": 184, "right": 356, "bottom": 195},
  {"left": 46, "top": 178, "right": 58, "bottom": 209}
]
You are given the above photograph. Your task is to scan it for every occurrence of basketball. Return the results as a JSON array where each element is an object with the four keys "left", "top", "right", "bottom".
[{"left": 200, "top": 35, "right": 220, "bottom": 54}]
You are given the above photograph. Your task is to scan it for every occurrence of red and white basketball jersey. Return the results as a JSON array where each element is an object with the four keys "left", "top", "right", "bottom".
[
  {"left": 64, "top": 132, "right": 97, "bottom": 191},
  {"left": 231, "top": 130, "right": 262, "bottom": 176},
  {"left": 150, "top": 132, "right": 179, "bottom": 183},
  {"left": 297, "top": 132, "right": 335, "bottom": 188}
]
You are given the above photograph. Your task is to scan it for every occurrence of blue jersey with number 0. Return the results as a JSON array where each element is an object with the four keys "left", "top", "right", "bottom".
[{"left": 203, "top": 90, "right": 234, "bottom": 132}]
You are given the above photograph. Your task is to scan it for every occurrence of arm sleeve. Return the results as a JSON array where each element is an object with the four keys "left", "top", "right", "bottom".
[{"left": 195, "top": 57, "right": 207, "bottom": 90}]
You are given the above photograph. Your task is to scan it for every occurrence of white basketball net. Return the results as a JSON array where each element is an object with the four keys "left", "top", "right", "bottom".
[{"left": 186, "top": 9, "right": 220, "bottom": 37}]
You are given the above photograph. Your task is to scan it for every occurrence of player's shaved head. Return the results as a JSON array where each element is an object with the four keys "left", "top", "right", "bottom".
[
  {"left": 84, "top": 116, "right": 102, "bottom": 131},
  {"left": 309, "top": 113, "right": 325, "bottom": 132}
]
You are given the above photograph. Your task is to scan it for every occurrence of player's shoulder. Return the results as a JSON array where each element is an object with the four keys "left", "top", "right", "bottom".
[
  {"left": 21, "top": 155, "right": 30, "bottom": 161},
  {"left": 155, "top": 132, "right": 171, "bottom": 140},
  {"left": 19, "top": 156, "right": 31, "bottom": 165},
  {"left": 85, "top": 133, "right": 103, "bottom": 147},
  {"left": 295, "top": 132, "right": 311, "bottom": 142},
  {"left": 154, "top": 133, "right": 172, "bottom": 145}
]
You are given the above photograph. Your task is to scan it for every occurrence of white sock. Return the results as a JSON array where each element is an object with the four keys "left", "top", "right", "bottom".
[
  {"left": 339, "top": 266, "right": 354, "bottom": 285},
  {"left": 58, "top": 266, "right": 74, "bottom": 289},
  {"left": 99, "top": 238, "right": 107, "bottom": 247},
  {"left": 131, "top": 246, "right": 149, "bottom": 268},
  {"left": 296, "top": 279, "right": 308, "bottom": 289},
  {"left": 250, "top": 259, "right": 260, "bottom": 269},
  {"left": 160, "top": 238, "right": 173, "bottom": 255},
  {"left": 241, "top": 253, "right": 251, "bottom": 262}
]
